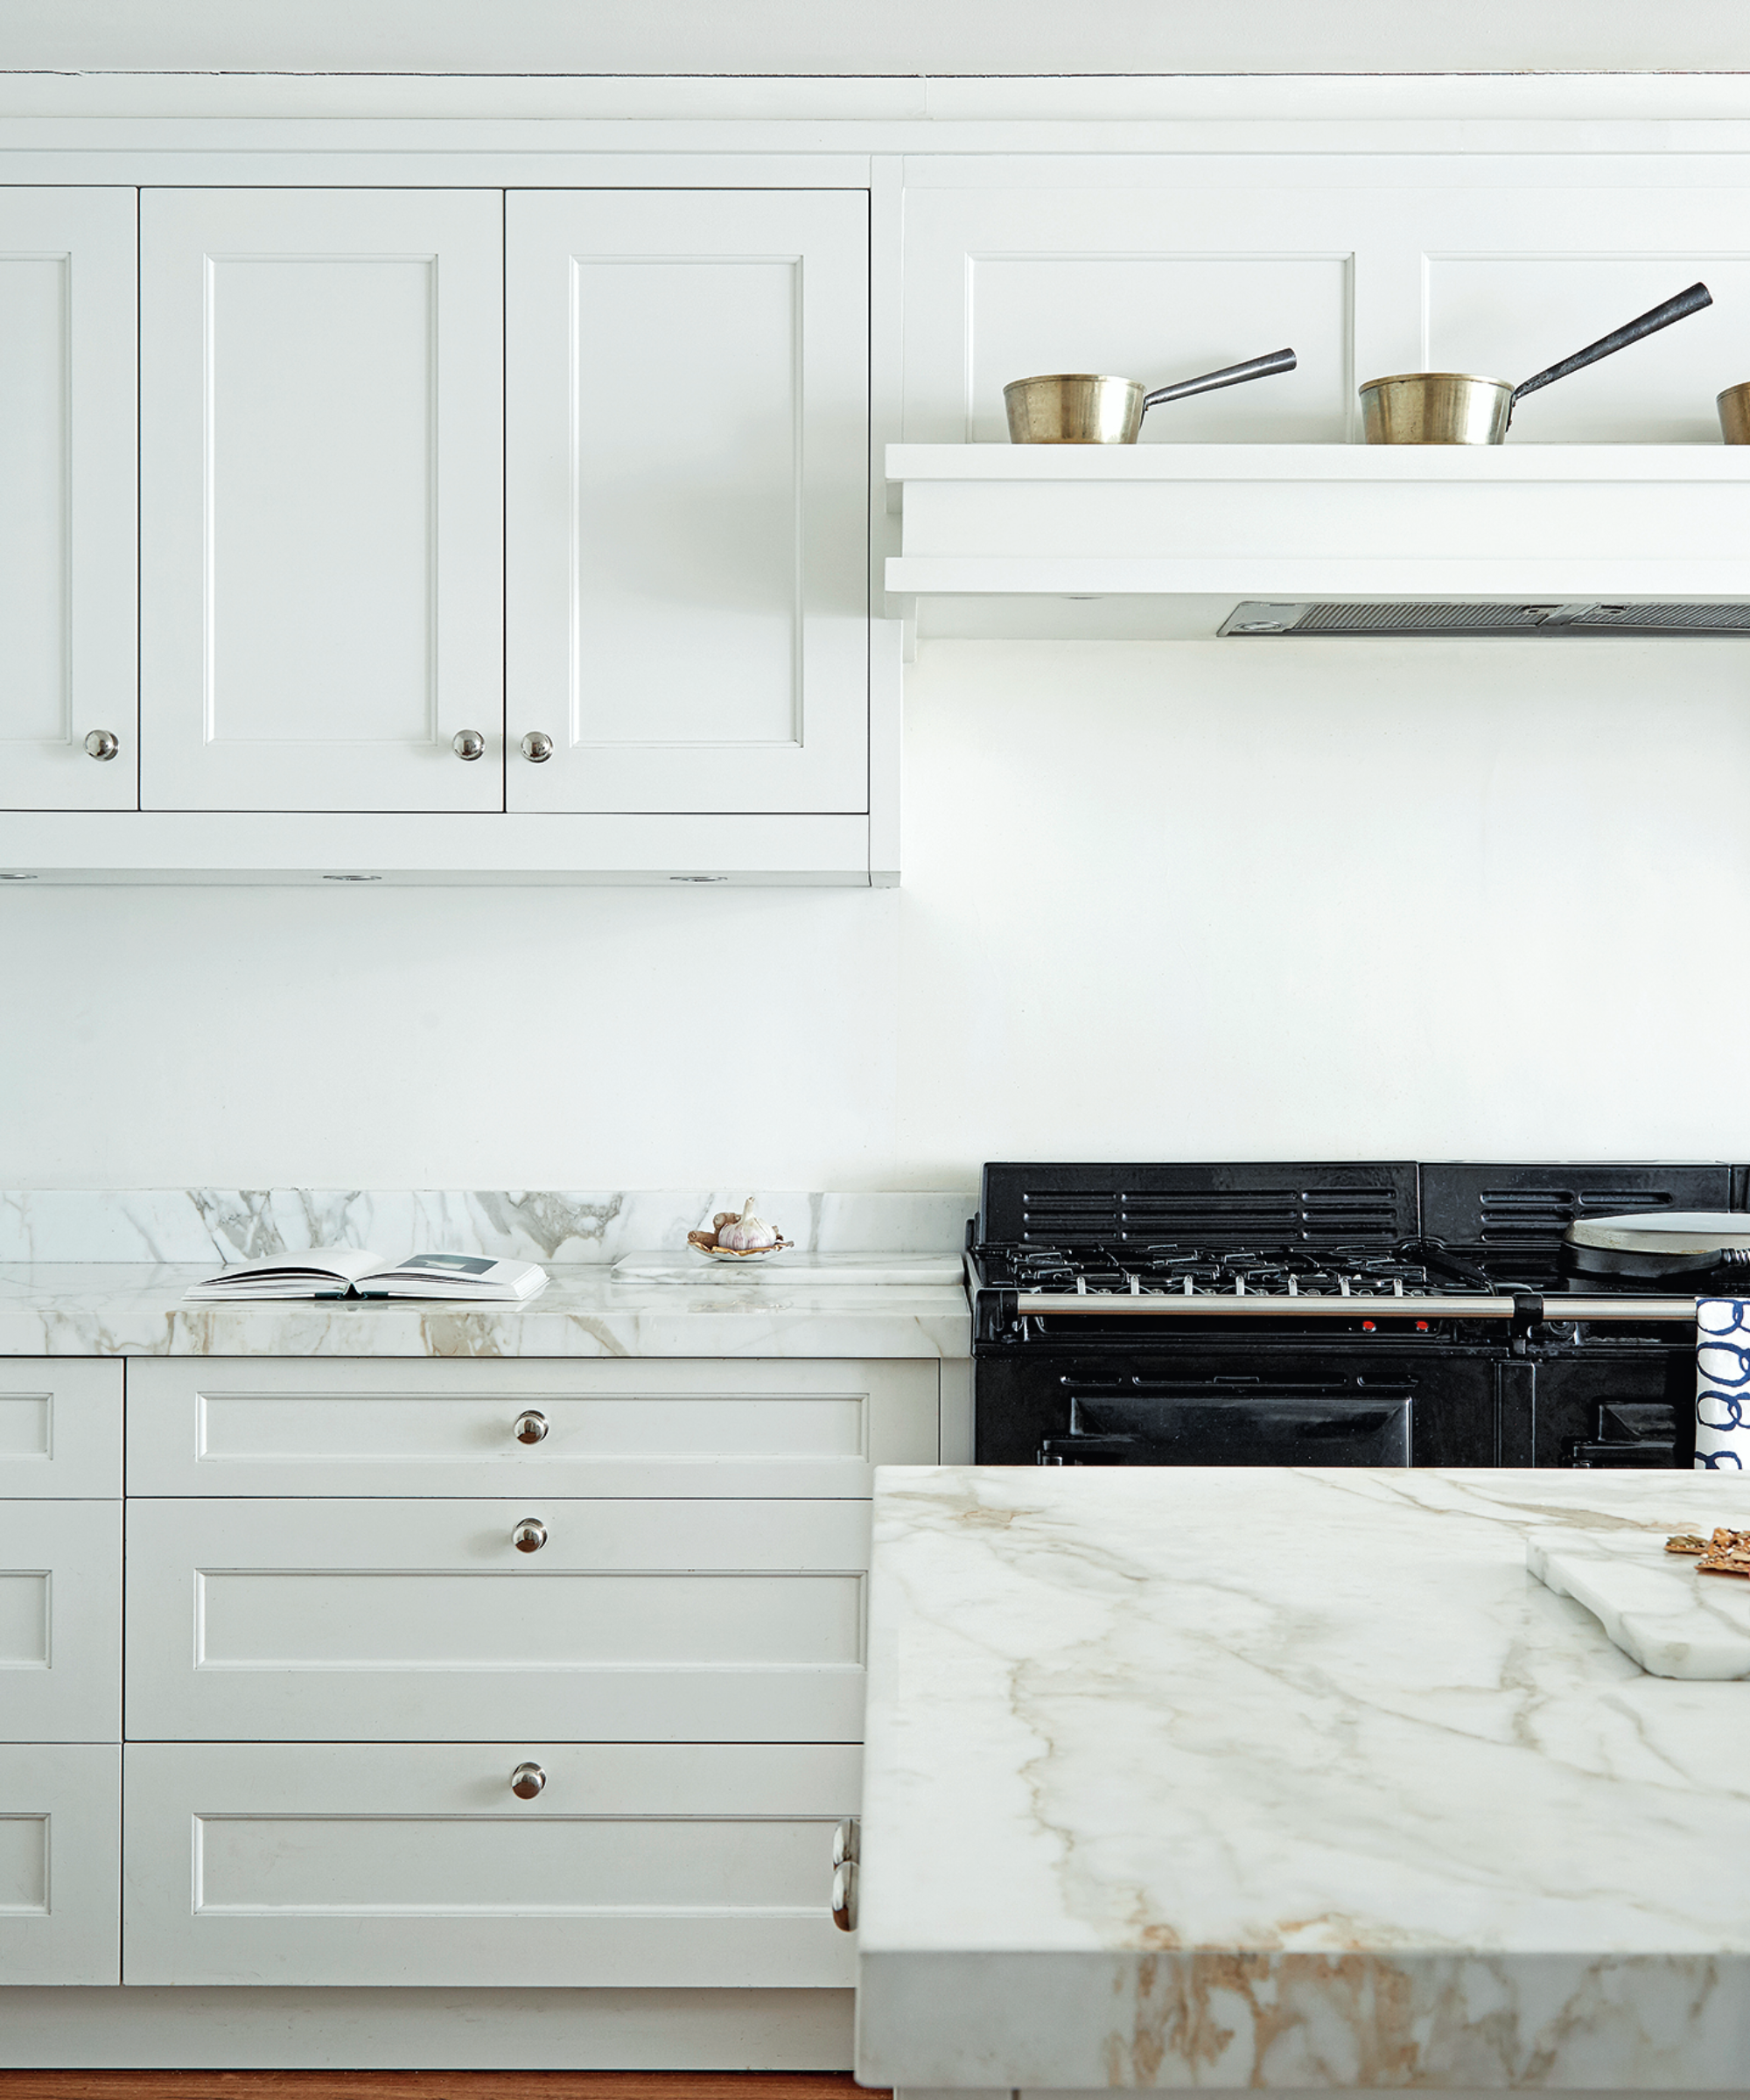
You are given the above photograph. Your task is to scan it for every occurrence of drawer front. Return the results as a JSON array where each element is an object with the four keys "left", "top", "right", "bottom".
[
  {"left": 123, "top": 1740, "right": 858, "bottom": 1986},
  {"left": 0, "top": 1502, "right": 122, "bottom": 1741},
  {"left": 0, "top": 1743, "right": 121, "bottom": 1984},
  {"left": 126, "top": 1498, "right": 871, "bottom": 1741},
  {"left": 126, "top": 1357, "right": 940, "bottom": 1497},
  {"left": 0, "top": 1361, "right": 122, "bottom": 1498}
]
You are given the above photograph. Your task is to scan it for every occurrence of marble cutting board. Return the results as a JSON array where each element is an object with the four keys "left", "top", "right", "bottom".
[
  {"left": 1527, "top": 1528, "right": 1750, "bottom": 1678},
  {"left": 611, "top": 1252, "right": 963, "bottom": 1286}
]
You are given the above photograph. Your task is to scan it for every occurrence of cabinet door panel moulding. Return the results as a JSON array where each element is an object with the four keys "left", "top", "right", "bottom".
[
  {"left": 0, "top": 1743, "right": 121, "bottom": 1984},
  {"left": 0, "top": 188, "right": 137, "bottom": 813},
  {"left": 125, "top": 1497, "right": 872, "bottom": 1741},
  {"left": 507, "top": 189, "right": 871, "bottom": 816},
  {"left": 125, "top": 1355, "right": 940, "bottom": 1500},
  {"left": 138, "top": 188, "right": 505, "bottom": 815},
  {"left": 0, "top": 1502, "right": 122, "bottom": 1742},
  {"left": 124, "top": 1741, "right": 859, "bottom": 1987}
]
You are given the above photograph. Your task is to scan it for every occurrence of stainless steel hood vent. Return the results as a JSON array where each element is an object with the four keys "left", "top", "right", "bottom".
[{"left": 1219, "top": 601, "right": 1750, "bottom": 637}]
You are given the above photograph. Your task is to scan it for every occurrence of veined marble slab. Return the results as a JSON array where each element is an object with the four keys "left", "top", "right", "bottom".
[
  {"left": 858, "top": 1468, "right": 1750, "bottom": 2092},
  {"left": 1528, "top": 1530, "right": 1750, "bottom": 1680},
  {"left": 0, "top": 1263, "right": 970, "bottom": 1358},
  {"left": 0, "top": 1188, "right": 974, "bottom": 1265}
]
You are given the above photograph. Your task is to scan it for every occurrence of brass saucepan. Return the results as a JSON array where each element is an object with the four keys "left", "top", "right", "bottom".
[
  {"left": 1718, "top": 382, "right": 1750, "bottom": 443},
  {"left": 1004, "top": 346, "right": 1297, "bottom": 444},
  {"left": 1361, "top": 282, "right": 1712, "bottom": 444}
]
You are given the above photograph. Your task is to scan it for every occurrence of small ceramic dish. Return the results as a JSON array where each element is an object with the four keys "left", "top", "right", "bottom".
[{"left": 687, "top": 1228, "right": 794, "bottom": 1260}]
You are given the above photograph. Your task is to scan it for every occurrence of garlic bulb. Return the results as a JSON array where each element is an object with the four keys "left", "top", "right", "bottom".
[{"left": 715, "top": 1196, "right": 780, "bottom": 1250}]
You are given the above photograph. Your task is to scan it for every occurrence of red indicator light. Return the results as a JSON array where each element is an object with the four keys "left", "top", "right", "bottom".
[
  {"left": 1361, "top": 1319, "right": 1376, "bottom": 1332},
  {"left": 1416, "top": 1319, "right": 1430, "bottom": 1332}
]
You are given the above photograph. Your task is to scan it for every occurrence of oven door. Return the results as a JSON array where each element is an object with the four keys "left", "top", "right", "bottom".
[
  {"left": 1041, "top": 1386, "right": 1409, "bottom": 1466},
  {"left": 976, "top": 1353, "right": 1502, "bottom": 1466}
]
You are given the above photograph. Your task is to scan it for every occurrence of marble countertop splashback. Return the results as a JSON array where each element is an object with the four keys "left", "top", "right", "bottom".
[
  {"left": 0, "top": 1263, "right": 971, "bottom": 1359},
  {"left": 857, "top": 1466, "right": 1750, "bottom": 2092},
  {"left": 0, "top": 1188, "right": 974, "bottom": 1357},
  {"left": 0, "top": 1187, "right": 975, "bottom": 1266}
]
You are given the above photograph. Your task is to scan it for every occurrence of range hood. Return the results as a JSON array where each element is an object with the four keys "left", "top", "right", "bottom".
[
  {"left": 884, "top": 444, "right": 1750, "bottom": 644},
  {"left": 1219, "top": 600, "right": 1750, "bottom": 637}
]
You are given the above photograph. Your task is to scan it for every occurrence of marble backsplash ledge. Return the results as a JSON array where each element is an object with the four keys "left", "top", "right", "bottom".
[{"left": 0, "top": 1189, "right": 977, "bottom": 1266}]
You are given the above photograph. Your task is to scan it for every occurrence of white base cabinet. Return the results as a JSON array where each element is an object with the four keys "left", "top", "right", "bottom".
[
  {"left": 125, "top": 1495, "right": 872, "bottom": 1742},
  {"left": 0, "top": 1501, "right": 122, "bottom": 1741},
  {"left": 124, "top": 1741, "right": 858, "bottom": 1988},
  {"left": 0, "top": 1745, "right": 121, "bottom": 1985},
  {"left": 46, "top": 1353, "right": 942, "bottom": 2001}
]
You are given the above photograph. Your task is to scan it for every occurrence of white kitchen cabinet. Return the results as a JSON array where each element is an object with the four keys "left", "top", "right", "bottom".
[
  {"left": 123, "top": 1740, "right": 858, "bottom": 1987},
  {"left": 0, "top": 188, "right": 136, "bottom": 813},
  {"left": 0, "top": 1360, "right": 122, "bottom": 1498},
  {"left": 124, "top": 1355, "right": 938, "bottom": 1499},
  {"left": 0, "top": 1744, "right": 121, "bottom": 1984},
  {"left": 0, "top": 1502, "right": 122, "bottom": 1741},
  {"left": 506, "top": 189, "right": 870, "bottom": 816},
  {"left": 137, "top": 188, "right": 505, "bottom": 815},
  {"left": 125, "top": 1496, "right": 872, "bottom": 1742}
]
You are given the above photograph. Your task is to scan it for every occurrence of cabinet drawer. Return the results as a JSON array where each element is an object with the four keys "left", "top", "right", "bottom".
[
  {"left": 126, "top": 1498, "right": 871, "bottom": 1742},
  {"left": 0, "top": 1743, "right": 121, "bottom": 1983},
  {"left": 123, "top": 1740, "right": 857, "bottom": 1986},
  {"left": 0, "top": 1502, "right": 122, "bottom": 1740},
  {"left": 125, "top": 1357, "right": 939, "bottom": 1497},
  {"left": 0, "top": 1361, "right": 122, "bottom": 1497}
]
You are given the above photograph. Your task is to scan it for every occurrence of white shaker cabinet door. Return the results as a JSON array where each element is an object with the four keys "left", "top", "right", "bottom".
[
  {"left": 124, "top": 1741, "right": 858, "bottom": 1987},
  {"left": 138, "top": 188, "right": 504, "bottom": 813},
  {"left": 125, "top": 1498, "right": 872, "bottom": 1742},
  {"left": 0, "top": 1744, "right": 121, "bottom": 1984},
  {"left": 506, "top": 189, "right": 869, "bottom": 816},
  {"left": 0, "top": 188, "right": 136, "bottom": 812},
  {"left": 0, "top": 1502, "right": 122, "bottom": 1741}
]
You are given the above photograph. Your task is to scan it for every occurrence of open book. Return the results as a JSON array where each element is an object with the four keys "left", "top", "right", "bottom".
[{"left": 183, "top": 1250, "right": 549, "bottom": 1303}]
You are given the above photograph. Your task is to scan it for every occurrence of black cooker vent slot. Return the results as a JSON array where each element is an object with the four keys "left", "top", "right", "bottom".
[
  {"left": 1019, "top": 1186, "right": 1405, "bottom": 1246},
  {"left": 1477, "top": 1186, "right": 1677, "bottom": 1241}
]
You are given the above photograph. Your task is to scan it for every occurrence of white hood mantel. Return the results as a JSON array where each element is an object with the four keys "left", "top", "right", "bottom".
[{"left": 884, "top": 443, "right": 1750, "bottom": 640}]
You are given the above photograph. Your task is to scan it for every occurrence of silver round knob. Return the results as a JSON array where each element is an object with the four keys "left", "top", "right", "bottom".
[
  {"left": 509, "top": 1761, "right": 546, "bottom": 1800},
  {"left": 512, "top": 1516, "right": 547, "bottom": 1554},
  {"left": 514, "top": 1410, "right": 549, "bottom": 1446},
  {"left": 452, "top": 729, "right": 486, "bottom": 761},
  {"left": 830, "top": 1860, "right": 858, "bottom": 1933},
  {"left": 520, "top": 731, "right": 554, "bottom": 763},
  {"left": 832, "top": 1817, "right": 859, "bottom": 1868},
  {"left": 83, "top": 730, "right": 119, "bottom": 761}
]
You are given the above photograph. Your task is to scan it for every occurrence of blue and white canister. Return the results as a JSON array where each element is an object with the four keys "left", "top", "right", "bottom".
[{"left": 1697, "top": 1298, "right": 1750, "bottom": 1467}]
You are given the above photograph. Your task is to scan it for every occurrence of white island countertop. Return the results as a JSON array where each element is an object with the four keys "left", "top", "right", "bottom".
[
  {"left": 0, "top": 1261, "right": 970, "bottom": 1357},
  {"left": 857, "top": 1467, "right": 1750, "bottom": 2095}
]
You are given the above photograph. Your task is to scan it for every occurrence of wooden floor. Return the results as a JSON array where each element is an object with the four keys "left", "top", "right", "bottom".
[{"left": 0, "top": 2079, "right": 887, "bottom": 2099}]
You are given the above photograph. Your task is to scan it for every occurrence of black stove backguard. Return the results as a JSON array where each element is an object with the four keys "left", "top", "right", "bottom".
[{"left": 970, "top": 1161, "right": 1730, "bottom": 1471}]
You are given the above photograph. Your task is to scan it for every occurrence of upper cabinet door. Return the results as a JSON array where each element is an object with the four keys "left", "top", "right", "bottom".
[
  {"left": 0, "top": 189, "right": 136, "bottom": 813},
  {"left": 139, "top": 190, "right": 504, "bottom": 814},
  {"left": 506, "top": 190, "right": 869, "bottom": 816}
]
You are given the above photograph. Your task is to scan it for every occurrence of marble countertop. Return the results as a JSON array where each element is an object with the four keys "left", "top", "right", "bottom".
[
  {"left": 857, "top": 1466, "right": 1750, "bottom": 2092},
  {"left": 0, "top": 1263, "right": 970, "bottom": 1358}
]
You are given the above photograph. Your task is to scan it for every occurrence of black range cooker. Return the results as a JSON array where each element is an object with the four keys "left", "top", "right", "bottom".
[{"left": 969, "top": 1162, "right": 1750, "bottom": 1470}]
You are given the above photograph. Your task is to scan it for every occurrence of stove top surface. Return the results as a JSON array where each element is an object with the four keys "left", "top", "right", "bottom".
[{"left": 983, "top": 1242, "right": 1496, "bottom": 1299}]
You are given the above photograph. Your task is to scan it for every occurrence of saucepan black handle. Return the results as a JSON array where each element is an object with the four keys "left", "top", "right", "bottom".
[
  {"left": 1510, "top": 282, "right": 1712, "bottom": 408},
  {"left": 1143, "top": 346, "right": 1298, "bottom": 411}
]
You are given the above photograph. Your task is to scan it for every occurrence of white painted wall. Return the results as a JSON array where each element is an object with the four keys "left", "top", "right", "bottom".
[
  {"left": 8, "top": 0, "right": 1750, "bottom": 77},
  {"left": 5, "top": 634, "right": 1747, "bottom": 1188}
]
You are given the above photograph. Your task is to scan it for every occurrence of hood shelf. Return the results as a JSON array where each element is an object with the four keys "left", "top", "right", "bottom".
[{"left": 885, "top": 444, "right": 1750, "bottom": 640}]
